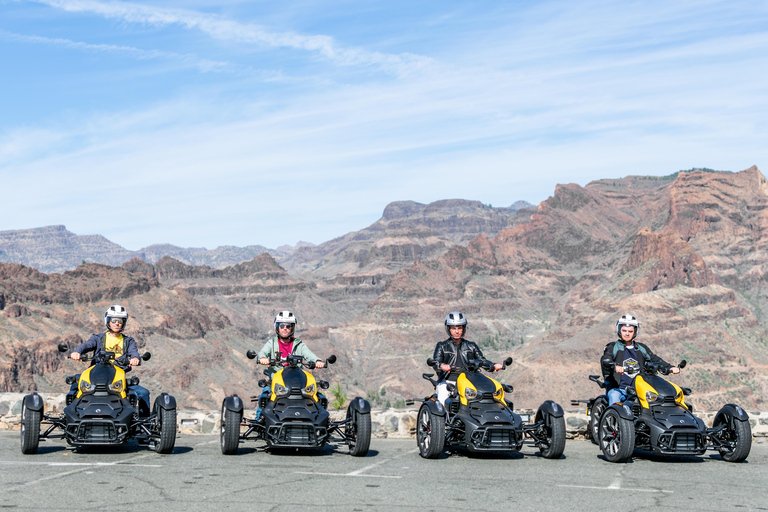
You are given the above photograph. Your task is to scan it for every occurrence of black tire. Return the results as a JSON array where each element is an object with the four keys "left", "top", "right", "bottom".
[
  {"left": 715, "top": 413, "right": 752, "bottom": 463},
  {"left": 348, "top": 410, "right": 371, "bottom": 457},
  {"left": 589, "top": 397, "right": 608, "bottom": 445},
  {"left": 20, "top": 402, "right": 41, "bottom": 455},
  {"left": 220, "top": 404, "right": 242, "bottom": 455},
  {"left": 155, "top": 407, "right": 176, "bottom": 454},
  {"left": 539, "top": 414, "right": 566, "bottom": 459},
  {"left": 598, "top": 408, "right": 634, "bottom": 463},
  {"left": 416, "top": 404, "right": 445, "bottom": 459}
]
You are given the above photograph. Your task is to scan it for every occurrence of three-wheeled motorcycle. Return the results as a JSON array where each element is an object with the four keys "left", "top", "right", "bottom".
[
  {"left": 572, "top": 360, "right": 751, "bottom": 462},
  {"left": 20, "top": 343, "right": 177, "bottom": 454},
  {"left": 410, "top": 357, "right": 566, "bottom": 459},
  {"left": 220, "top": 351, "right": 371, "bottom": 456}
]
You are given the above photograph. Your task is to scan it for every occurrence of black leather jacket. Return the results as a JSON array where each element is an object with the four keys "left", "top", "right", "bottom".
[{"left": 432, "top": 338, "right": 490, "bottom": 380}]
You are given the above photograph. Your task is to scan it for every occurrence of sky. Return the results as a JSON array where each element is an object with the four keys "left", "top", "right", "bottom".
[{"left": 1, "top": 0, "right": 767, "bottom": 250}]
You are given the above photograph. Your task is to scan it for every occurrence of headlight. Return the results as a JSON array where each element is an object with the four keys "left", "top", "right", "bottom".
[
  {"left": 645, "top": 391, "right": 659, "bottom": 403},
  {"left": 79, "top": 380, "right": 93, "bottom": 393},
  {"left": 464, "top": 387, "right": 477, "bottom": 400},
  {"left": 274, "top": 384, "right": 289, "bottom": 397},
  {"left": 302, "top": 384, "right": 316, "bottom": 398},
  {"left": 109, "top": 380, "right": 124, "bottom": 393}
]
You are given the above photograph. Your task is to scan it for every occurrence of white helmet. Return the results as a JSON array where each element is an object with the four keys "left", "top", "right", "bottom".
[
  {"left": 445, "top": 311, "right": 467, "bottom": 336},
  {"left": 615, "top": 314, "right": 639, "bottom": 339},
  {"left": 274, "top": 310, "right": 297, "bottom": 337},
  {"left": 104, "top": 304, "right": 128, "bottom": 332}
]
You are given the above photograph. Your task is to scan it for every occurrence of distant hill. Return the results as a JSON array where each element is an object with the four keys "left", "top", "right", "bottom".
[{"left": 0, "top": 225, "right": 271, "bottom": 274}]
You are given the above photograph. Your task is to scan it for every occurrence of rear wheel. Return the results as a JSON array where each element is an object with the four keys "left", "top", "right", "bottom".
[
  {"left": 589, "top": 397, "right": 608, "bottom": 445},
  {"left": 20, "top": 402, "right": 41, "bottom": 455},
  {"left": 538, "top": 414, "right": 566, "bottom": 459},
  {"left": 347, "top": 408, "right": 371, "bottom": 457},
  {"left": 417, "top": 403, "right": 445, "bottom": 459},
  {"left": 599, "top": 408, "right": 634, "bottom": 463},
  {"left": 715, "top": 412, "right": 751, "bottom": 463},
  {"left": 220, "top": 404, "right": 242, "bottom": 455},
  {"left": 154, "top": 407, "right": 176, "bottom": 454}
]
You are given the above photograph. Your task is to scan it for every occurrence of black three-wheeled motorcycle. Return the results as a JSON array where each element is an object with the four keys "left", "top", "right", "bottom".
[
  {"left": 572, "top": 360, "right": 751, "bottom": 462},
  {"left": 411, "top": 357, "right": 566, "bottom": 459},
  {"left": 20, "top": 343, "right": 177, "bottom": 454},
  {"left": 220, "top": 352, "right": 371, "bottom": 456}
]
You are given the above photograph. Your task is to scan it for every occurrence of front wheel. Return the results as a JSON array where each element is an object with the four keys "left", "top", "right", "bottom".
[
  {"left": 715, "top": 413, "right": 751, "bottom": 463},
  {"left": 20, "top": 402, "right": 41, "bottom": 455},
  {"left": 599, "top": 408, "right": 634, "bottom": 463},
  {"left": 589, "top": 397, "right": 607, "bottom": 445},
  {"left": 347, "top": 409, "right": 371, "bottom": 457},
  {"left": 538, "top": 414, "right": 566, "bottom": 459},
  {"left": 220, "top": 404, "right": 242, "bottom": 455},
  {"left": 416, "top": 403, "right": 445, "bottom": 459},
  {"left": 155, "top": 407, "right": 176, "bottom": 454}
]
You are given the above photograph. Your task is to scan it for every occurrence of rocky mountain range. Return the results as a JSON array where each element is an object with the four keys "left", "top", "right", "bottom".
[
  {"left": 2, "top": 170, "right": 767, "bottom": 412},
  {"left": 0, "top": 225, "right": 273, "bottom": 274}
]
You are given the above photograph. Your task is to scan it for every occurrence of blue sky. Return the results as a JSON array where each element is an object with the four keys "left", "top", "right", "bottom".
[{"left": 1, "top": 0, "right": 767, "bottom": 250}]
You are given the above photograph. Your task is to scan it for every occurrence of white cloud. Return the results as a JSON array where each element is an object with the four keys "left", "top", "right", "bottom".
[{"left": 28, "top": 0, "right": 433, "bottom": 74}]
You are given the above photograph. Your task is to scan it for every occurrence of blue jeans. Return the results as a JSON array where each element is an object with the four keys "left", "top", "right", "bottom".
[
  {"left": 255, "top": 387, "right": 270, "bottom": 420},
  {"left": 607, "top": 387, "right": 629, "bottom": 406}
]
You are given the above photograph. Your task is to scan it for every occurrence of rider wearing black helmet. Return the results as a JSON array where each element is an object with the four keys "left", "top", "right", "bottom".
[
  {"left": 601, "top": 313, "right": 679, "bottom": 405},
  {"left": 431, "top": 311, "right": 502, "bottom": 408}
]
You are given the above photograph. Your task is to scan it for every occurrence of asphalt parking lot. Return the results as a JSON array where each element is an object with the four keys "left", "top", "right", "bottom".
[{"left": 1, "top": 432, "right": 766, "bottom": 511}]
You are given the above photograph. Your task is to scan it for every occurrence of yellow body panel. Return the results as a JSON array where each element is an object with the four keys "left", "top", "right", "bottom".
[
  {"left": 456, "top": 372, "right": 504, "bottom": 406},
  {"left": 270, "top": 369, "right": 318, "bottom": 402},
  {"left": 76, "top": 364, "right": 126, "bottom": 399},
  {"left": 634, "top": 375, "right": 686, "bottom": 409}
]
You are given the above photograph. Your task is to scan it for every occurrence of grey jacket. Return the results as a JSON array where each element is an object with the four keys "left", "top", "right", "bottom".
[{"left": 257, "top": 336, "right": 319, "bottom": 378}]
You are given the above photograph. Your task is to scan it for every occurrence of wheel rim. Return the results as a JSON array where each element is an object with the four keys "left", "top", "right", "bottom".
[
  {"left": 418, "top": 409, "right": 431, "bottom": 451},
  {"left": 591, "top": 402, "right": 605, "bottom": 439},
  {"left": 601, "top": 412, "right": 620, "bottom": 456},
  {"left": 220, "top": 406, "right": 226, "bottom": 447}
]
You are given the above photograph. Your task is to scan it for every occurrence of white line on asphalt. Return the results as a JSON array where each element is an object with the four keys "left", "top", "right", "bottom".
[
  {"left": 557, "top": 485, "right": 673, "bottom": 493},
  {"left": 7, "top": 453, "right": 159, "bottom": 490},
  {"left": 0, "top": 461, "right": 162, "bottom": 467},
  {"left": 293, "top": 448, "right": 418, "bottom": 479},
  {"left": 294, "top": 471, "right": 402, "bottom": 479}
]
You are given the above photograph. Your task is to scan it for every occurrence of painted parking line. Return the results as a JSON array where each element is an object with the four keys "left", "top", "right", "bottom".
[
  {"left": 6, "top": 453, "right": 161, "bottom": 490},
  {"left": 294, "top": 448, "right": 419, "bottom": 479},
  {"left": 557, "top": 484, "right": 673, "bottom": 493},
  {"left": 0, "top": 461, "right": 162, "bottom": 467}
]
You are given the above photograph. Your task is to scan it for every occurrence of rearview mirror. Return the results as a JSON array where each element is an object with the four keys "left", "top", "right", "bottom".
[
  {"left": 504, "top": 357, "right": 513, "bottom": 366},
  {"left": 426, "top": 358, "right": 436, "bottom": 366},
  {"left": 678, "top": 360, "right": 687, "bottom": 369},
  {"left": 326, "top": 355, "right": 337, "bottom": 364},
  {"left": 58, "top": 343, "right": 69, "bottom": 353},
  {"left": 141, "top": 352, "right": 151, "bottom": 361},
  {"left": 246, "top": 350, "right": 257, "bottom": 359}
]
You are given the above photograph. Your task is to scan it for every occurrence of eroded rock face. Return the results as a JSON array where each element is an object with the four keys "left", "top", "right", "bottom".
[{"left": 4, "top": 169, "right": 768, "bottom": 411}]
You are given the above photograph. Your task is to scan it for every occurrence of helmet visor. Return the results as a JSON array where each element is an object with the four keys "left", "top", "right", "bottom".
[
  {"left": 107, "top": 317, "right": 125, "bottom": 326},
  {"left": 277, "top": 323, "right": 294, "bottom": 330}
]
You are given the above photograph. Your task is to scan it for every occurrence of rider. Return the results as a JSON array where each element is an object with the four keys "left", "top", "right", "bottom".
[
  {"left": 601, "top": 313, "right": 679, "bottom": 405},
  {"left": 432, "top": 311, "right": 502, "bottom": 409},
  {"left": 69, "top": 304, "right": 151, "bottom": 415},
  {"left": 254, "top": 310, "right": 325, "bottom": 420}
]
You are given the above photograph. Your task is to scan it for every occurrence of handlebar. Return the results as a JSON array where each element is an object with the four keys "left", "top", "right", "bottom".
[{"left": 246, "top": 350, "right": 336, "bottom": 369}]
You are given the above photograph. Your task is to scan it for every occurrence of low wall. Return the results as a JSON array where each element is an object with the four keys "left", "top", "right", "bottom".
[{"left": 2, "top": 393, "right": 767, "bottom": 442}]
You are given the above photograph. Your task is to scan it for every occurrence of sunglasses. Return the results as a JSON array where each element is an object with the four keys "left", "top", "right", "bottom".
[
  {"left": 108, "top": 318, "right": 125, "bottom": 325},
  {"left": 277, "top": 323, "right": 293, "bottom": 329}
]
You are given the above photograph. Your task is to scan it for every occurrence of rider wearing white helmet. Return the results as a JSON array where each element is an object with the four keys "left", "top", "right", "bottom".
[
  {"left": 601, "top": 313, "right": 679, "bottom": 405},
  {"left": 431, "top": 311, "right": 502, "bottom": 408},
  {"left": 69, "top": 304, "right": 151, "bottom": 415},
  {"left": 253, "top": 310, "right": 325, "bottom": 421}
]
